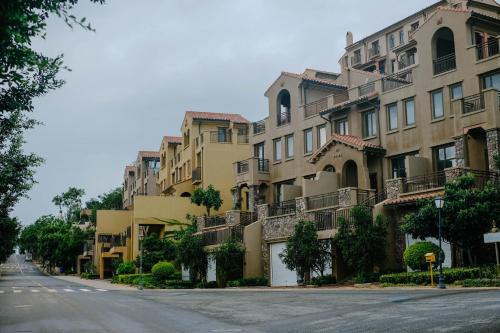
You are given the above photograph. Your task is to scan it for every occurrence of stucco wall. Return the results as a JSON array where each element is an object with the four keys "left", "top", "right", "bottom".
[{"left": 243, "top": 221, "right": 263, "bottom": 278}]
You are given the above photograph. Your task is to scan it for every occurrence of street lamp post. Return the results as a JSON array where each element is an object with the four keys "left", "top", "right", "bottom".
[
  {"left": 434, "top": 196, "right": 446, "bottom": 289},
  {"left": 138, "top": 226, "right": 144, "bottom": 291}
]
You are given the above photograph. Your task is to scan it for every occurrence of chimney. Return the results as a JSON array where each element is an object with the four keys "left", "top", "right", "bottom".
[{"left": 346, "top": 31, "right": 353, "bottom": 47}]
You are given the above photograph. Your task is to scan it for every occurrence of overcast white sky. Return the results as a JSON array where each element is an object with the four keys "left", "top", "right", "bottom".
[{"left": 13, "top": 0, "right": 437, "bottom": 224}]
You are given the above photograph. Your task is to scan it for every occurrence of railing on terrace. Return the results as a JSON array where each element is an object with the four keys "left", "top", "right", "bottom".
[
  {"left": 433, "top": 53, "right": 456, "bottom": 75},
  {"left": 462, "top": 93, "right": 485, "bottom": 114},
  {"left": 203, "top": 225, "right": 243, "bottom": 246},
  {"left": 257, "top": 158, "right": 270, "bottom": 172},
  {"left": 209, "top": 130, "right": 232, "bottom": 143},
  {"left": 361, "top": 189, "right": 387, "bottom": 207},
  {"left": 204, "top": 214, "right": 226, "bottom": 228},
  {"left": 314, "top": 210, "right": 336, "bottom": 231},
  {"left": 404, "top": 170, "right": 446, "bottom": 193},
  {"left": 253, "top": 120, "right": 266, "bottom": 135},
  {"left": 351, "top": 54, "right": 361, "bottom": 66},
  {"left": 306, "top": 192, "right": 339, "bottom": 210},
  {"left": 269, "top": 200, "right": 296, "bottom": 217},
  {"left": 464, "top": 169, "right": 499, "bottom": 188},
  {"left": 476, "top": 39, "right": 499, "bottom": 60},
  {"left": 236, "top": 160, "right": 249, "bottom": 174},
  {"left": 304, "top": 97, "right": 328, "bottom": 118},
  {"left": 277, "top": 111, "right": 291, "bottom": 126},
  {"left": 382, "top": 69, "right": 413, "bottom": 92},
  {"left": 240, "top": 211, "right": 258, "bottom": 226},
  {"left": 237, "top": 134, "right": 249, "bottom": 144},
  {"left": 192, "top": 167, "right": 202, "bottom": 183},
  {"left": 358, "top": 82, "right": 375, "bottom": 96},
  {"left": 356, "top": 189, "right": 372, "bottom": 204}
]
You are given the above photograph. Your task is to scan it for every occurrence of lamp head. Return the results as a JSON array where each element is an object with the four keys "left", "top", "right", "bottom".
[{"left": 434, "top": 196, "right": 444, "bottom": 209}]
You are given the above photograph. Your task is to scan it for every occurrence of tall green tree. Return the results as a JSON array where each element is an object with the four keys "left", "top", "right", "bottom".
[
  {"left": 0, "top": 0, "right": 104, "bottom": 261},
  {"left": 333, "top": 206, "right": 387, "bottom": 282},
  {"left": 280, "top": 220, "right": 330, "bottom": 284},
  {"left": 134, "top": 232, "right": 176, "bottom": 272},
  {"left": 213, "top": 239, "right": 245, "bottom": 287},
  {"left": 401, "top": 174, "right": 500, "bottom": 265},
  {"left": 52, "top": 187, "right": 85, "bottom": 223},
  {"left": 175, "top": 225, "right": 207, "bottom": 283},
  {"left": 191, "top": 184, "right": 223, "bottom": 216}
]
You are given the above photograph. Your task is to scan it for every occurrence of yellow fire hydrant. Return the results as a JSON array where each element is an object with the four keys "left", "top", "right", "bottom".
[{"left": 425, "top": 252, "right": 436, "bottom": 287}]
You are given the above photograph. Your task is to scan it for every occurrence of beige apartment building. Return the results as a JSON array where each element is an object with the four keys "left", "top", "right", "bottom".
[{"left": 227, "top": 0, "right": 500, "bottom": 286}]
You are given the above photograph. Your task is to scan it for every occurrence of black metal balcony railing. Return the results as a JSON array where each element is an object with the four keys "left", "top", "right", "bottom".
[
  {"left": 368, "top": 46, "right": 380, "bottom": 58},
  {"left": 356, "top": 189, "right": 372, "bottom": 204},
  {"left": 306, "top": 192, "right": 339, "bottom": 210},
  {"left": 237, "top": 134, "right": 249, "bottom": 144},
  {"left": 204, "top": 214, "right": 226, "bottom": 228},
  {"left": 240, "top": 211, "right": 258, "bottom": 226},
  {"left": 476, "top": 39, "right": 499, "bottom": 60},
  {"left": 463, "top": 169, "right": 499, "bottom": 189},
  {"left": 304, "top": 97, "right": 328, "bottom": 118},
  {"left": 257, "top": 158, "right": 269, "bottom": 172},
  {"left": 269, "top": 200, "right": 296, "bottom": 217},
  {"left": 382, "top": 69, "right": 413, "bottom": 92},
  {"left": 361, "top": 189, "right": 387, "bottom": 207},
  {"left": 253, "top": 120, "right": 266, "bottom": 135},
  {"left": 314, "top": 210, "right": 336, "bottom": 231},
  {"left": 351, "top": 54, "right": 361, "bottom": 66},
  {"left": 433, "top": 53, "right": 456, "bottom": 75},
  {"left": 203, "top": 225, "right": 243, "bottom": 246},
  {"left": 358, "top": 82, "right": 375, "bottom": 96},
  {"left": 192, "top": 167, "right": 202, "bottom": 183},
  {"left": 404, "top": 171, "right": 446, "bottom": 193},
  {"left": 462, "top": 93, "right": 485, "bottom": 114},
  {"left": 209, "top": 131, "right": 232, "bottom": 143},
  {"left": 277, "top": 111, "right": 291, "bottom": 126}
]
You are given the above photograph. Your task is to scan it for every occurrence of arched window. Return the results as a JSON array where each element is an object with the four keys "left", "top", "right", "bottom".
[
  {"left": 323, "top": 165, "right": 335, "bottom": 173},
  {"left": 342, "top": 160, "right": 358, "bottom": 188},
  {"left": 432, "top": 27, "right": 456, "bottom": 75},
  {"left": 277, "top": 90, "right": 291, "bottom": 126}
]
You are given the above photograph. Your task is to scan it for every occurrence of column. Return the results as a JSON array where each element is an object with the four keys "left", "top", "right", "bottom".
[
  {"left": 487, "top": 128, "right": 500, "bottom": 172},
  {"left": 454, "top": 135, "right": 467, "bottom": 168}
]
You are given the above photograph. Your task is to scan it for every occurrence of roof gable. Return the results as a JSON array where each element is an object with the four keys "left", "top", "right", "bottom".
[{"left": 309, "top": 134, "right": 385, "bottom": 164}]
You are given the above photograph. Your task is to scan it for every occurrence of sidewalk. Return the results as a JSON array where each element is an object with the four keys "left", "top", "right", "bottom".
[{"left": 51, "top": 275, "right": 137, "bottom": 291}]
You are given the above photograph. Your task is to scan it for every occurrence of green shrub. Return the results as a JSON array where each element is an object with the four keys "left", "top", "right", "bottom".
[
  {"left": 463, "top": 278, "right": 500, "bottom": 287},
  {"left": 227, "top": 277, "right": 268, "bottom": 287},
  {"left": 311, "top": 275, "right": 336, "bottom": 286},
  {"left": 403, "top": 241, "right": 444, "bottom": 271},
  {"left": 80, "top": 272, "right": 99, "bottom": 280},
  {"left": 151, "top": 262, "right": 175, "bottom": 280},
  {"left": 116, "top": 261, "right": 135, "bottom": 275},
  {"left": 379, "top": 267, "right": 480, "bottom": 285},
  {"left": 112, "top": 273, "right": 153, "bottom": 285}
]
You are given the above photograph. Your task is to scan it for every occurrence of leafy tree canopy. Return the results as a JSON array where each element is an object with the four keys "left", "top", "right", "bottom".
[
  {"left": 191, "top": 185, "right": 223, "bottom": 216},
  {"left": 85, "top": 187, "right": 123, "bottom": 223},
  {"left": 52, "top": 187, "right": 85, "bottom": 223},
  {"left": 175, "top": 227, "right": 207, "bottom": 283}
]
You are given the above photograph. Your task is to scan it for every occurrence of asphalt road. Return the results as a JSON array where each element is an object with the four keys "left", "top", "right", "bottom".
[{"left": 1, "top": 254, "right": 500, "bottom": 333}]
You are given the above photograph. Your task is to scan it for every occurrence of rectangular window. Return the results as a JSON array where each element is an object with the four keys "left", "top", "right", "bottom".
[
  {"left": 217, "top": 127, "right": 228, "bottom": 142},
  {"left": 450, "top": 83, "right": 463, "bottom": 100},
  {"left": 387, "top": 103, "right": 398, "bottom": 130},
  {"left": 363, "top": 111, "right": 377, "bottom": 138},
  {"left": 399, "top": 29, "right": 404, "bottom": 45},
  {"left": 435, "top": 144, "right": 456, "bottom": 171},
  {"left": 391, "top": 156, "right": 406, "bottom": 178},
  {"left": 482, "top": 72, "right": 500, "bottom": 90},
  {"left": 304, "top": 128, "right": 313, "bottom": 154},
  {"left": 285, "top": 134, "right": 294, "bottom": 159},
  {"left": 389, "top": 34, "right": 395, "bottom": 49},
  {"left": 431, "top": 89, "right": 444, "bottom": 119},
  {"left": 335, "top": 119, "right": 349, "bottom": 135},
  {"left": 404, "top": 98, "right": 415, "bottom": 126},
  {"left": 318, "top": 125, "right": 327, "bottom": 147},
  {"left": 273, "top": 138, "right": 282, "bottom": 161},
  {"left": 254, "top": 142, "right": 264, "bottom": 159},
  {"left": 391, "top": 59, "right": 396, "bottom": 73}
]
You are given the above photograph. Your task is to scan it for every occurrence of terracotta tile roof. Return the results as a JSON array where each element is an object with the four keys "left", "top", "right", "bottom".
[
  {"left": 384, "top": 189, "right": 444, "bottom": 206},
  {"left": 185, "top": 111, "right": 249, "bottom": 123},
  {"left": 281, "top": 71, "right": 348, "bottom": 89},
  {"left": 138, "top": 150, "right": 160, "bottom": 159},
  {"left": 163, "top": 136, "right": 182, "bottom": 144},
  {"left": 309, "top": 133, "right": 384, "bottom": 164}
]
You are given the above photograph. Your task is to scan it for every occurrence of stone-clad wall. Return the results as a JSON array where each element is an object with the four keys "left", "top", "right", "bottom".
[
  {"left": 454, "top": 135, "right": 466, "bottom": 168},
  {"left": 487, "top": 129, "right": 500, "bottom": 171}
]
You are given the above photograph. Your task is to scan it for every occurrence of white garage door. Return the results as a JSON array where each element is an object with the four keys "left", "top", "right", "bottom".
[
  {"left": 270, "top": 242, "right": 298, "bottom": 287},
  {"left": 207, "top": 255, "right": 216, "bottom": 282}
]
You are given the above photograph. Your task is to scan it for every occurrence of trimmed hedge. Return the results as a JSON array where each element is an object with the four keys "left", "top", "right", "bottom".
[
  {"left": 227, "top": 277, "right": 268, "bottom": 287},
  {"left": 112, "top": 274, "right": 194, "bottom": 289},
  {"left": 379, "top": 267, "right": 480, "bottom": 285},
  {"left": 403, "top": 241, "right": 444, "bottom": 271},
  {"left": 116, "top": 261, "right": 135, "bottom": 275},
  {"left": 151, "top": 262, "right": 175, "bottom": 280},
  {"left": 112, "top": 273, "right": 153, "bottom": 285},
  {"left": 463, "top": 278, "right": 500, "bottom": 287}
]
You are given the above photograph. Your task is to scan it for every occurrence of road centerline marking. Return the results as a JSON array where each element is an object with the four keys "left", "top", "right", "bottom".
[{"left": 63, "top": 288, "right": 75, "bottom": 292}]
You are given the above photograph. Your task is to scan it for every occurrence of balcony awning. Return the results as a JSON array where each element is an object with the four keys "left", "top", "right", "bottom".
[{"left": 320, "top": 92, "right": 379, "bottom": 118}]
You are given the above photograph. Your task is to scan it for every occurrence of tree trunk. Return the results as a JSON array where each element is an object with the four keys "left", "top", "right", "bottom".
[
  {"left": 304, "top": 269, "right": 311, "bottom": 285},
  {"left": 466, "top": 248, "right": 473, "bottom": 266}
]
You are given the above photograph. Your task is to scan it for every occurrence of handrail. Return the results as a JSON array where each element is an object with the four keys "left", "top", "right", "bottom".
[
  {"left": 253, "top": 120, "right": 266, "bottom": 134},
  {"left": 433, "top": 53, "right": 456, "bottom": 75},
  {"left": 382, "top": 69, "right": 413, "bottom": 92},
  {"left": 305, "top": 192, "right": 339, "bottom": 210},
  {"left": 277, "top": 110, "right": 291, "bottom": 126},
  {"left": 269, "top": 200, "right": 296, "bottom": 217},
  {"left": 462, "top": 92, "right": 485, "bottom": 114},
  {"left": 476, "top": 38, "right": 499, "bottom": 60},
  {"left": 304, "top": 97, "right": 328, "bottom": 118},
  {"left": 358, "top": 82, "right": 375, "bottom": 96},
  {"left": 204, "top": 214, "right": 226, "bottom": 228}
]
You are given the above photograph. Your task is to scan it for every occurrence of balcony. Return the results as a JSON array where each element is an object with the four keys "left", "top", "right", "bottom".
[
  {"left": 433, "top": 53, "right": 456, "bottom": 75},
  {"left": 192, "top": 167, "right": 202, "bottom": 184},
  {"left": 304, "top": 97, "right": 328, "bottom": 118},
  {"left": 203, "top": 225, "right": 243, "bottom": 246},
  {"left": 204, "top": 214, "right": 226, "bottom": 228},
  {"left": 234, "top": 158, "right": 270, "bottom": 186},
  {"left": 253, "top": 120, "right": 266, "bottom": 135},
  {"left": 476, "top": 38, "right": 499, "bottom": 60},
  {"left": 277, "top": 110, "right": 291, "bottom": 126},
  {"left": 382, "top": 69, "right": 413, "bottom": 92},
  {"left": 269, "top": 200, "right": 296, "bottom": 217},
  {"left": 351, "top": 54, "right": 361, "bottom": 66},
  {"left": 358, "top": 82, "right": 375, "bottom": 96},
  {"left": 312, "top": 209, "right": 354, "bottom": 231},
  {"left": 462, "top": 93, "right": 485, "bottom": 114},
  {"left": 305, "top": 192, "right": 339, "bottom": 210}
]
